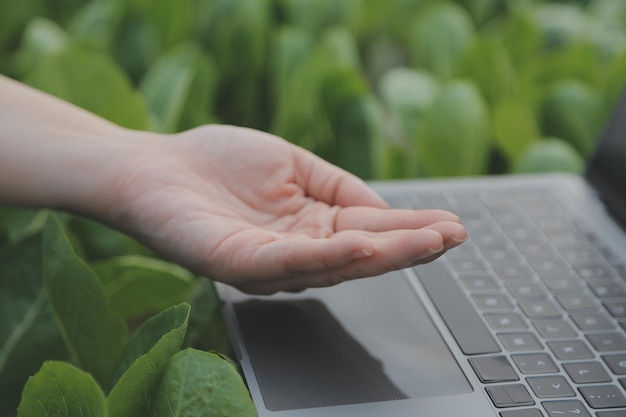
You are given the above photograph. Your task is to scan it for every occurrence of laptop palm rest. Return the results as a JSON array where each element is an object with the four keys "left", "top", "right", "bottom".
[{"left": 231, "top": 271, "right": 472, "bottom": 411}]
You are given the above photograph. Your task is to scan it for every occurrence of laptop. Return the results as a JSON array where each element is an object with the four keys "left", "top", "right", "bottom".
[{"left": 216, "top": 89, "right": 626, "bottom": 417}]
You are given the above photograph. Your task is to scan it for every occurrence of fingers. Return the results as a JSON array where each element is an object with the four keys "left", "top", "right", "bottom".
[
  {"left": 232, "top": 226, "right": 460, "bottom": 294},
  {"left": 292, "top": 146, "right": 390, "bottom": 209},
  {"left": 335, "top": 206, "right": 462, "bottom": 232}
]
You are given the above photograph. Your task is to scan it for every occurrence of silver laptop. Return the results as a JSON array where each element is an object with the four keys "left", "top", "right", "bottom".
[{"left": 217, "top": 90, "right": 626, "bottom": 417}]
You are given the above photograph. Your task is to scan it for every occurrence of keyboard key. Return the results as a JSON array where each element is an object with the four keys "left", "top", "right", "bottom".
[
  {"left": 533, "top": 320, "right": 576, "bottom": 339},
  {"left": 460, "top": 274, "right": 499, "bottom": 291},
  {"left": 469, "top": 356, "right": 519, "bottom": 383},
  {"left": 485, "top": 313, "right": 528, "bottom": 331},
  {"left": 473, "top": 294, "right": 514, "bottom": 311},
  {"left": 556, "top": 294, "right": 597, "bottom": 311},
  {"left": 519, "top": 301, "right": 562, "bottom": 319},
  {"left": 512, "top": 353, "right": 558, "bottom": 374},
  {"left": 495, "top": 263, "right": 534, "bottom": 281},
  {"left": 588, "top": 282, "right": 626, "bottom": 298},
  {"left": 547, "top": 340, "right": 594, "bottom": 361},
  {"left": 562, "top": 362, "right": 611, "bottom": 384},
  {"left": 579, "top": 385, "right": 626, "bottom": 409},
  {"left": 486, "top": 384, "right": 535, "bottom": 408},
  {"left": 602, "top": 354, "right": 626, "bottom": 375},
  {"left": 542, "top": 275, "right": 583, "bottom": 293},
  {"left": 603, "top": 301, "right": 626, "bottom": 318},
  {"left": 499, "top": 332, "right": 543, "bottom": 352},
  {"left": 500, "top": 409, "right": 544, "bottom": 417},
  {"left": 576, "top": 264, "right": 614, "bottom": 281},
  {"left": 542, "top": 400, "right": 591, "bottom": 417},
  {"left": 507, "top": 283, "right": 546, "bottom": 299},
  {"left": 586, "top": 333, "right": 626, "bottom": 352},
  {"left": 527, "top": 376, "right": 575, "bottom": 398},
  {"left": 596, "top": 410, "right": 626, "bottom": 417},
  {"left": 570, "top": 312, "right": 614, "bottom": 331}
]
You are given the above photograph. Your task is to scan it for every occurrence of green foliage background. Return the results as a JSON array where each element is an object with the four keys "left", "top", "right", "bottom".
[
  {"left": 3, "top": 0, "right": 626, "bottom": 179},
  {"left": 2, "top": 0, "right": 626, "bottom": 415}
]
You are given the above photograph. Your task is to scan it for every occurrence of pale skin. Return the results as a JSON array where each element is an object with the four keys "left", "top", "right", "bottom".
[{"left": 0, "top": 74, "right": 467, "bottom": 294}]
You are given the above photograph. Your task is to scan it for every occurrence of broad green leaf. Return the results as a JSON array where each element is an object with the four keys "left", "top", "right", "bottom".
[
  {"left": 183, "top": 279, "right": 231, "bottom": 355},
  {"left": 67, "top": 0, "right": 125, "bottom": 50},
  {"left": 193, "top": 0, "right": 271, "bottom": 128},
  {"left": 17, "top": 361, "right": 107, "bottom": 417},
  {"left": 498, "top": 8, "right": 542, "bottom": 71},
  {"left": 318, "top": 26, "right": 361, "bottom": 70},
  {"left": 321, "top": 68, "right": 377, "bottom": 179},
  {"left": 407, "top": 2, "right": 476, "bottom": 79},
  {"left": 0, "top": 207, "right": 48, "bottom": 244},
  {"left": 92, "top": 255, "right": 194, "bottom": 321},
  {"left": 270, "top": 26, "right": 315, "bottom": 92},
  {"left": 457, "top": 36, "right": 516, "bottom": 104},
  {"left": 0, "top": 232, "right": 68, "bottom": 417},
  {"left": 540, "top": 79, "right": 601, "bottom": 157},
  {"left": 378, "top": 67, "right": 439, "bottom": 142},
  {"left": 129, "top": 0, "right": 193, "bottom": 49},
  {"left": 176, "top": 50, "right": 219, "bottom": 131},
  {"left": 417, "top": 80, "right": 491, "bottom": 177},
  {"left": 112, "top": 14, "right": 161, "bottom": 83},
  {"left": 12, "top": 18, "right": 69, "bottom": 76},
  {"left": 151, "top": 348, "right": 257, "bottom": 417},
  {"left": 67, "top": 216, "right": 151, "bottom": 261},
  {"left": 24, "top": 44, "right": 150, "bottom": 130},
  {"left": 140, "top": 43, "right": 217, "bottom": 133},
  {"left": 532, "top": 3, "right": 589, "bottom": 52},
  {"left": 0, "top": 0, "right": 46, "bottom": 54},
  {"left": 493, "top": 97, "right": 540, "bottom": 163},
  {"left": 277, "top": 0, "right": 359, "bottom": 34},
  {"left": 106, "top": 303, "right": 190, "bottom": 417},
  {"left": 514, "top": 138, "right": 584, "bottom": 174},
  {"left": 42, "top": 215, "right": 127, "bottom": 385}
]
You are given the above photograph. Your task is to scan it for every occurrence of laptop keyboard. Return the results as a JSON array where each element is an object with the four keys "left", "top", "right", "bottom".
[{"left": 389, "top": 188, "right": 626, "bottom": 417}]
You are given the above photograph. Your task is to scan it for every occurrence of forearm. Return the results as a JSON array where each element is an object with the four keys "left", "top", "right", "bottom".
[{"left": 0, "top": 74, "right": 154, "bottom": 218}]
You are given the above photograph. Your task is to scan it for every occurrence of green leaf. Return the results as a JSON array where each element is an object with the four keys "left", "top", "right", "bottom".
[
  {"left": 378, "top": 67, "right": 439, "bottom": 142},
  {"left": 67, "top": 216, "right": 151, "bottom": 261},
  {"left": 540, "top": 79, "right": 601, "bottom": 157},
  {"left": 67, "top": 0, "right": 125, "bottom": 50},
  {"left": 17, "top": 361, "right": 107, "bottom": 417},
  {"left": 417, "top": 80, "right": 491, "bottom": 177},
  {"left": 106, "top": 303, "right": 190, "bottom": 417},
  {"left": 151, "top": 348, "right": 257, "bottom": 417},
  {"left": 42, "top": 215, "right": 127, "bottom": 385},
  {"left": 140, "top": 43, "right": 217, "bottom": 133},
  {"left": 513, "top": 138, "right": 584, "bottom": 174},
  {"left": 0, "top": 0, "right": 46, "bottom": 54},
  {"left": 92, "top": 255, "right": 194, "bottom": 321},
  {"left": 0, "top": 207, "right": 48, "bottom": 244},
  {"left": 407, "top": 1, "right": 476, "bottom": 78},
  {"left": 0, "top": 232, "right": 69, "bottom": 417},
  {"left": 183, "top": 279, "right": 231, "bottom": 355},
  {"left": 23, "top": 44, "right": 150, "bottom": 130},
  {"left": 493, "top": 97, "right": 540, "bottom": 163},
  {"left": 457, "top": 36, "right": 516, "bottom": 104},
  {"left": 129, "top": 0, "right": 194, "bottom": 49},
  {"left": 12, "top": 18, "right": 69, "bottom": 76}
]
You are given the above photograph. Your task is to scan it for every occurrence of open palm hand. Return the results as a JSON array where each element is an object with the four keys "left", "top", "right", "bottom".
[{"left": 109, "top": 125, "right": 466, "bottom": 294}]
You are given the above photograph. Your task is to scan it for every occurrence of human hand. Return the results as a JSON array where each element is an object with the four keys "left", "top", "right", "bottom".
[{"left": 103, "top": 125, "right": 467, "bottom": 294}]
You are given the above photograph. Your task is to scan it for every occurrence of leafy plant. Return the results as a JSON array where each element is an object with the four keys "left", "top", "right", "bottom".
[
  {"left": 2, "top": 0, "right": 626, "bottom": 415},
  {"left": 1, "top": 212, "right": 255, "bottom": 417}
]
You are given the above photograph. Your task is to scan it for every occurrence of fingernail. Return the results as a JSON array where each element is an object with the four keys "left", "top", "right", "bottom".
[
  {"left": 351, "top": 248, "right": 373, "bottom": 260},
  {"left": 413, "top": 245, "right": 444, "bottom": 262}
]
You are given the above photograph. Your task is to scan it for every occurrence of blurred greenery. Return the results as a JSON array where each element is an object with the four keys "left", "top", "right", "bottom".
[
  {"left": 2, "top": 0, "right": 625, "bottom": 178},
  {"left": 2, "top": 0, "right": 626, "bottom": 415}
]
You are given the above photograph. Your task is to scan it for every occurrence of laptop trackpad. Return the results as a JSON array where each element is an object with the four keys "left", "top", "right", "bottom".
[{"left": 233, "top": 272, "right": 472, "bottom": 411}]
